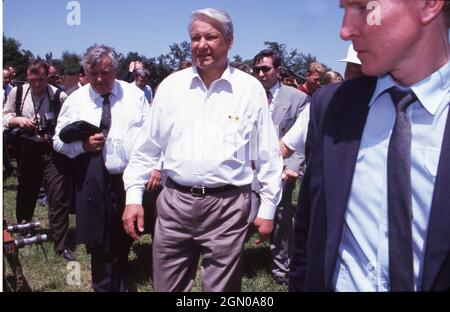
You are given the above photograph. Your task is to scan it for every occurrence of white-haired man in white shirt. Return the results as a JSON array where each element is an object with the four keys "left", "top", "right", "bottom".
[{"left": 122, "top": 7, "right": 283, "bottom": 292}]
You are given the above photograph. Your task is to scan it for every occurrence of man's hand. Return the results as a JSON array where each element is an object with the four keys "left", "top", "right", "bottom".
[
  {"left": 283, "top": 168, "right": 299, "bottom": 183},
  {"left": 253, "top": 217, "right": 274, "bottom": 244},
  {"left": 122, "top": 204, "right": 145, "bottom": 240},
  {"left": 128, "top": 61, "right": 136, "bottom": 72},
  {"left": 146, "top": 169, "right": 162, "bottom": 192},
  {"left": 11, "top": 116, "right": 36, "bottom": 131},
  {"left": 83, "top": 132, "right": 105, "bottom": 153}
]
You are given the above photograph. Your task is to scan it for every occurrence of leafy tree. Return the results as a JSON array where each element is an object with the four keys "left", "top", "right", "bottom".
[
  {"left": 263, "top": 41, "right": 330, "bottom": 80},
  {"left": 4, "top": 36, "right": 331, "bottom": 92},
  {"left": 232, "top": 55, "right": 243, "bottom": 63},
  {"left": 60, "top": 51, "right": 82, "bottom": 75},
  {"left": 3, "top": 35, "right": 34, "bottom": 81},
  {"left": 166, "top": 41, "right": 191, "bottom": 69}
]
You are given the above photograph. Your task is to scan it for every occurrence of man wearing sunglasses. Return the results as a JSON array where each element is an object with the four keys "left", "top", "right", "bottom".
[
  {"left": 48, "top": 65, "right": 65, "bottom": 91},
  {"left": 251, "top": 49, "right": 309, "bottom": 285}
]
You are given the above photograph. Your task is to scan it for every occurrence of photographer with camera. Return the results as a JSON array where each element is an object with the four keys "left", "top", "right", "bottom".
[{"left": 3, "top": 59, "right": 75, "bottom": 262}]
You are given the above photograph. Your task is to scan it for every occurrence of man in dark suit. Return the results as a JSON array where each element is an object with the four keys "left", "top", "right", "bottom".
[
  {"left": 290, "top": 0, "right": 450, "bottom": 291},
  {"left": 251, "top": 49, "right": 309, "bottom": 285}
]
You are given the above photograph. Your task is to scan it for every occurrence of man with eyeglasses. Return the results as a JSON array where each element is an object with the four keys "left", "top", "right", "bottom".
[
  {"left": 48, "top": 65, "right": 65, "bottom": 91},
  {"left": 251, "top": 49, "right": 309, "bottom": 285},
  {"left": 297, "top": 62, "right": 325, "bottom": 96},
  {"left": 3, "top": 59, "right": 74, "bottom": 262}
]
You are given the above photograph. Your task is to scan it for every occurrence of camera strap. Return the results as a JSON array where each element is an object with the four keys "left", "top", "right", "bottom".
[
  {"left": 50, "top": 88, "right": 62, "bottom": 118},
  {"left": 30, "top": 86, "right": 50, "bottom": 124},
  {"left": 14, "top": 84, "right": 24, "bottom": 117}
]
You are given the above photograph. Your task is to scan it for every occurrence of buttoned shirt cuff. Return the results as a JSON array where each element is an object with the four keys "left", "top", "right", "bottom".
[
  {"left": 73, "top": 141, "right": 86, "bottom": 155},
  {"left": 256, "top": 202, "right": 276, "bottom": 220},
  {"left": 4, "top": 115, "right": 15, "bottom": 128},
  {"left": 126, "top": 187, "right": 145, "bottom": 206}
]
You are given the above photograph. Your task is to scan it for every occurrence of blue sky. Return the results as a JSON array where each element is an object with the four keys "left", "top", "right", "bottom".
[{"left": 3, "top": 0, "right": 349, "bottom": 74}]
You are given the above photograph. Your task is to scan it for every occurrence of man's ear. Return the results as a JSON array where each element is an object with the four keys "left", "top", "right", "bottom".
[
  {"left": 419, "top": 0, "right": 445, "bottom": 25},
  {"left": 226, "top": 35, "right": 234, "bottom": 50}
]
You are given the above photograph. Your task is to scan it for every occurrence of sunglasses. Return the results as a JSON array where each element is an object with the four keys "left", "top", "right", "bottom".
[{"left": 253, "top": 66, "right": 273, "bottom": 74}]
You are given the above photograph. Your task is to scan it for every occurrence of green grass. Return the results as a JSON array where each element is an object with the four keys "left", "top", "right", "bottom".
[{"left": 3, "top": 175, "right": 296, "bottom": 292}]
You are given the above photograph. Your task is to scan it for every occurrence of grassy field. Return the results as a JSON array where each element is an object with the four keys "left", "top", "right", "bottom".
[{"left": 3, "top": 175, "right": 298, "bottom": 292}]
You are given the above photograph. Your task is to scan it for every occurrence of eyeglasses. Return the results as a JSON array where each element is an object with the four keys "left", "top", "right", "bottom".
[{"left": 253, "top": 66, "right": 273, "bottom": 74}]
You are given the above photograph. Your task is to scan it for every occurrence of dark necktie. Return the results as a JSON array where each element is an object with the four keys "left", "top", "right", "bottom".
[
  {"left": 387, "top": 87, "right": 418, "bottom": 292},
  {"left": 266, "top": 90, "right": 273, "bottom": 106},
  {"left": 100, "top": 93, "right": 112, "bottom": 137}
]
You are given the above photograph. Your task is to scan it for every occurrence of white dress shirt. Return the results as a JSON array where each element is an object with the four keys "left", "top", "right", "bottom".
[
  {"left": 124, "top": 65, "right": 283, "bottom": 220},
  {"left": 53, "top": 80, "right": 149, "bottom": 174},
  {"left": 281, "top": 103, "right": 310, "bottom": 157},
  {"left": 333, "top": 61, "right": 450, "bottom": 291},
  {"left": 268, "top": 81, "right": 280, "bottom": 115},
  {"left": 3, "top": 84, "right": 67, "bottom": 127}
]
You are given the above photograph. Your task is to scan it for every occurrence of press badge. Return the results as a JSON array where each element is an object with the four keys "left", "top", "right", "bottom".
[{"left": 45, "top": 112, "right": 55, "bottom": 121}]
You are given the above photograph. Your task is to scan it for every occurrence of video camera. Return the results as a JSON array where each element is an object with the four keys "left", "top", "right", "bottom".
[
  {"left": 3, "top": 219, "right": 47, "bottom": 292},
  {"left": 4, "top": 220, "right": 48, "bottom": 252},
  {"left": 7, "top": 221, "right": 41, "bottom": 233}
]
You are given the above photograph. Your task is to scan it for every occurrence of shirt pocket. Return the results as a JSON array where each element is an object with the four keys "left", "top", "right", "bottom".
[
  {"left": 105, "top": 137, "right": 128, "bottom": 172},
  {"left": 420, "top": 149, "right": 440, "bottom": 177}
]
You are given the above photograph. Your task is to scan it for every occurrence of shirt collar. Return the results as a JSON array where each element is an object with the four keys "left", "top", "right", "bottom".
[
  {"left": 89, "top": 80, "right": 119, "bottom": 101},
  {"left": 191, "top": 63, "right": 233, "bottom": 88},
  {"left": 370, "top": 60, "right": 450, "bottom": 115},
  {"left": 269, "top": 81, "right": 281, "bottom": 99}
]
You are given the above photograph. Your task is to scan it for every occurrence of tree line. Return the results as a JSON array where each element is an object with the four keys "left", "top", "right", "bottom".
[{"left": 3, "top": 35, "right": 329, "bottom": 90}]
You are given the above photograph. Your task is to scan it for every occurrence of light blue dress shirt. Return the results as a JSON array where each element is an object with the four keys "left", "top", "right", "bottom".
[
  {"left": 268, "top": 81, "right": 280, "bottom": 115},
  {"left": 333, "top": 61, "right": 450, "bottom": 291},
  {"left": 139, "top": 84, "right": 153, "bottom": 104}
]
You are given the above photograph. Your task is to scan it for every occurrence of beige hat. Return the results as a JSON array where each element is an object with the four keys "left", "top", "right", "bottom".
[{"left": 338, "top": 43, "right": 361, "bottom": 65}]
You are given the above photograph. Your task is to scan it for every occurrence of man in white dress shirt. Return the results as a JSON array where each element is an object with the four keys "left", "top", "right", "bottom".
[
  {"left": 122, "top": 8, "right": 283, "bottom": 291},
  {"left": 53, "top": 44, "right": 149, "bottom": 292}
]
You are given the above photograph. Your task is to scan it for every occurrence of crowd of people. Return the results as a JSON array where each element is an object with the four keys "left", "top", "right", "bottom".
[{"left": 3, "top": 0, "right": 450, "bottom": 292}]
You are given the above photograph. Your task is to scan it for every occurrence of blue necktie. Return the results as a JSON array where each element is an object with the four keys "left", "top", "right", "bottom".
[{"left": 387, "top": 87, "right": 417, "bottom": 292}]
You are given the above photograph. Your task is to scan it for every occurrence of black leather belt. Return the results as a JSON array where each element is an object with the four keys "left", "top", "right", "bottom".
[{"left": 168, "top": 178, "right": 245, "bottom": 197}]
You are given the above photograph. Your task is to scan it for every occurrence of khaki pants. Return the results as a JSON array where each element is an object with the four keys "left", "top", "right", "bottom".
[{"left": 152, "top": 182, "right": 251, "bottom": 292}]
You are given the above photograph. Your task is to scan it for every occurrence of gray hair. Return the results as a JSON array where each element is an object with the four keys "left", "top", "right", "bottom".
[
  {"left": 134, "top": 68, "right": 151, "bottom": 79},
  {"left": 82, "top": 44, "right": 119, "bottom": 73},
  {"left": 188, "top": 8, "right": 233, "bottom": 41}
]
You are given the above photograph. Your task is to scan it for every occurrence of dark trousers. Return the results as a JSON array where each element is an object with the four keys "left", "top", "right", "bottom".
[
  {"left": 15, "top": 141, "right": 72, "bottom": 252},
  {"left": 89, "top": 174, "right": 133, "bottom": 292},
  {"left": 3, "top": 133, "right": 21, "bottom": 178},
  {"left": 3, "top": 136, "right": 15, "bottom": 178}
]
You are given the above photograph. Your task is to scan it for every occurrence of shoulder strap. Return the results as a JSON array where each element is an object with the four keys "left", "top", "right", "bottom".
[
  {"left": 14, "top": 84, "right": 23, "bottom": 117},
  {"left": 49, "top": 88, "right": 62, "bottom": 117}
]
